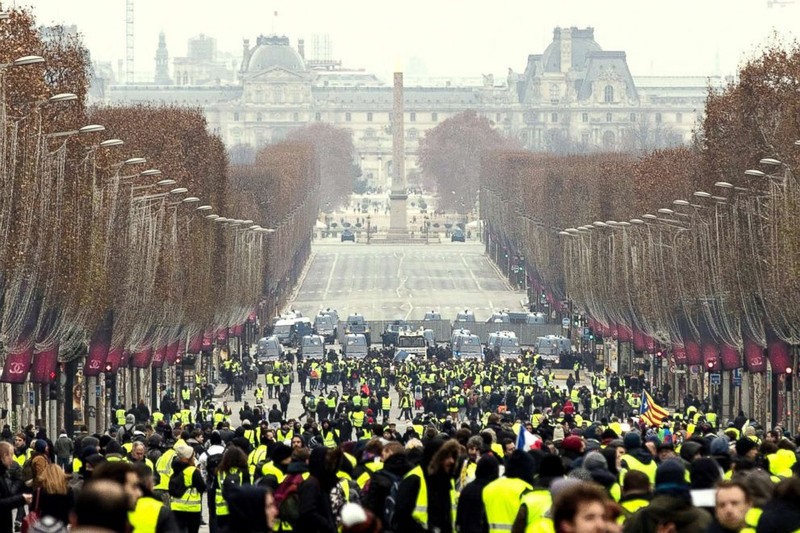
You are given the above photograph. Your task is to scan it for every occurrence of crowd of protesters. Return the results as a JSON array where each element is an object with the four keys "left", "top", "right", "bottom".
[{"left": 0, "top": 348, "right": 799, "bottom": 533}]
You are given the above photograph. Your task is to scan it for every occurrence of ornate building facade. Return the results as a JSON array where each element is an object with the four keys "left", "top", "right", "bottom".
[{"left": 102, "top": 27, "right": 722, "bottom": 190}]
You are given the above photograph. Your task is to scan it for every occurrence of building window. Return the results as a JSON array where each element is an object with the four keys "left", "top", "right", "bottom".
[
  {"left": 676, "top": 112, "right": 683, "bottom": 123},
  {"left": 315, "top": 112, "right": 321, "bottom": 121},
  {"left": 603, "top": 130, "right": 616, "bottom": 150},
  {"left": 582, "top": 113, "right": 588, "bottom": 123},
  {"left": 604, "top": 85, "right": 614, "bottom": 103},
  {"left": 606, "top": 113, "right": 612, "bottom": 123},
  {"left": 431, "top": 112, "right": 438, "bottom": 122},
  {"left": 408, "top": 128, "right": 418, "bottom": 139},
  {"left": 367, "top": 112, "right": 373, "bottom": 122},
  {"left": 233, "top": 112, "right": 239, "bottom": 121},
  {"left": 655, "top": 112, "right": 662, "bottom": 123},
  {"left": 551, "top": 112, "right": 558, "bottom": 123},
  {"left": 293, "top": 112, "right": 299, "bottom": 122},
  {"left": 365, "top": 128, "right": 375, "bottom": 138},
  {"left": 630, "top": 113, "right": 636, "bottom": 122},
  {"left": 581, "top": 132, "right": 590, "bottom": 145},
  {"left": 346, "top": 112, "right": 352, "bottom": 122},
  {"left": 256, "top": 112, "right": 262, "bottom": 122},
  {"left": 549, "top": 84, "right": 559, "bottom": 102},
  {"left": 410, "top": 112, "right": 416, "bottom": 122}
]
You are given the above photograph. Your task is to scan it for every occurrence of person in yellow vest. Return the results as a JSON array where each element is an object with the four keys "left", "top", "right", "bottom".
[
  {"left": 512, "top": 453, "right": 566, "bottom": 532},
  {"left": 115, "top": 405, "right": 128, "bottom": 426},
  {"left": 483, "top": 450, "right": 535, "bottom": 532},
  {"left": 215, "top": 446, "right": 250, "bottom": 531},
  {"left": 619, "top": 432, "right": 657, "bottom": 485},
  {"left": 350, "top": 407, "right": 366, "bottom": 439},
  {"left": 259, "top": 443, "right": 293, "bottom": 489},
  {"left": 170, "top": 445, "right": 206, "bottom": 533},
  {"left": 381, "top": 393, "right": 392, "bottom": 423},
  {"left": 128, "top": 461, "right": 180, "bottom": 531},
  {"left": 393, "top": 438, "right": 460, "bottom": 532},
  {"left": 179, "top": 407, "right": 193, "bottom": 426},
  {"left": 617, "top": 470, "right": 652, "bottom": 523},
  {"left": 320, "top": 420, "right": 339, "bottom": 449},
  {"left": 153, "top": 440, "right": 181, "bottom": 505},
  {"left": 181, "top": 386, "right": 191, "bottom": 409},
  {"left": 254, "top": 384, "right": 265, "bottom": 407}
]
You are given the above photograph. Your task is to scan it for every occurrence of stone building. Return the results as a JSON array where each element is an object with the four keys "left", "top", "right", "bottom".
[{"left": 101, "top": 27, "right": 722, "bottom": 190}]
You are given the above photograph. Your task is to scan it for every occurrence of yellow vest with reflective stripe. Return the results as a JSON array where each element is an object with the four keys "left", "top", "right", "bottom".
[
  {"left": 154, "top": 449, "right": 176, "bottom": 491},
  {"left": 215, "top": 468, "right": 243, "bottom": 516},
  {"left": 381, "top": 397, "right": 391, "bottom": 410},
  {"left": 152, "top": 411, "right": 164, "bottom": 424},
  {"left": 483, "top": 477, "right": 532, "bottom": 533},
  {"left": 129, "top": 496, "right": 163, "bottom": 532},
  {"left": 351, "top": 411, "right": 365, "bottom": 428},
  {"left": 116, "top": 409, "right": 127, "bottom": 425},
  {"left": 170, "top": 466, "right": 202, "bottom": 512},
  {"left": 404, "top": 465, "right": 457, "bottom": 530}
]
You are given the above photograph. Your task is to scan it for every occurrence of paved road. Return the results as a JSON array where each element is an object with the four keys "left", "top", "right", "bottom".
[{"left": 292, "top": 241, "right": 524, "bottom": 321}]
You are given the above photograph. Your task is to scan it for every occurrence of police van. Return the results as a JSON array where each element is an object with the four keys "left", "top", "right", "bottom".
[
  {"left": 256, "top": 336, "right": 284, "bottom": 369},
  {"left": 313, "top": 310, "right": 338, "bottom": 343},
  {"left": 487, "top": 331, "right": 521, "bottom": 360},
  {"left": 535, "top": 335, "right": 572, "bottom": 362},
  {"left": 342, "top": 333, "right": 368, "bottom": 359},
  {"left": 299, "top": 334, "right": 325, "bottom": 361},
  {"left": 396, "top": 328, "right": 428, "bottom": 358},
  {"left": 453, "top": 333, "right": 483, "bottom": 360}
]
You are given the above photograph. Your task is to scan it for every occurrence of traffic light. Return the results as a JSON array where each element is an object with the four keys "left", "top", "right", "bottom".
[
  {"left": 588, "top": 328, "right": 594, "bottom": 341},
  {"left": 175, "top": 356, "right": 182, "bottom": 365},
  {"left": 104, "top": 362, "right": 112, "bottom": 373},
  {"left": 706, "top": 359, "right": 716, "bottom": 371},
  {"left": 48, "top": 385, "right": 56, "bottom": 401}
]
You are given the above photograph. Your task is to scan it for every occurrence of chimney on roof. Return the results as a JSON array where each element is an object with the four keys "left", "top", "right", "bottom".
[
  {"left": 298, "top": 39, "right": 305, "bottom": 59},
  {"left": 560, "top": 27, "right": 572, "bottom": 73}
]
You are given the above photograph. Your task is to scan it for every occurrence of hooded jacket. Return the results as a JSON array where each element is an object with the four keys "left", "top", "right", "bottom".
[
  {"left": 361, "top": 452, "right": 412, "bottom": 521},
  {"left": 222, "top": 484, "right": 270, "bottom": 533},
  {"left": 296, "top": 447, "right": 337, "bottom": 533}
]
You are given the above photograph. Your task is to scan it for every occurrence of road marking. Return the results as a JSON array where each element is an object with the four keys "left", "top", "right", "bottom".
[
  {"left": 462, "top": 254, "right": 483, "bottom": 291},
  {"left": 322, "top": 253, "right": 338, "bottom": 300}
]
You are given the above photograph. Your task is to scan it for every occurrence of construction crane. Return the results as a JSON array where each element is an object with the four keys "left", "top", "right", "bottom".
[{"left": 126, "top": 0, "right": 134, "bottom": 84}]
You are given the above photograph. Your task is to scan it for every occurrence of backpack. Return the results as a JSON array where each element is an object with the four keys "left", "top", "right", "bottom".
[
  {"left": 206, "top": 452, "right": 224, "bottom": 485},
  {"left": 274, "top": 473, "right": 306, "bottom": 526},
  {"left": 382, "top": 472, "right": 402, "bottom": 528},
  {"left": 168, "top": 469, "right": 188, "bottom": 498}
]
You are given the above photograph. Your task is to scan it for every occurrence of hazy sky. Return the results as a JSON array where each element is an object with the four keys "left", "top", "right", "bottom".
[{"left": 21, "top": 0, "right": 800, "bottom": 82}]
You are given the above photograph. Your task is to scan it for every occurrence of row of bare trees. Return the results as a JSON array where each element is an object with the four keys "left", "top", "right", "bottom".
[
  {"left": 481, "top": 39, "right": 800, "bottom": 366},
  {"left": 0, "top": 7, "right": 316, "bottom": 378}
]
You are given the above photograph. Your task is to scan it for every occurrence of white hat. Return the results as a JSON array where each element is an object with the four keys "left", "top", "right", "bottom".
[{"left": 340, "top": 503, "right": 368, "bottom": 528}]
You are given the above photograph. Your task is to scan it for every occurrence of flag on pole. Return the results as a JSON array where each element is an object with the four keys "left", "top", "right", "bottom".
[
  {"left": 640, "top": 390, "right": 669, "bottom": 426},
  {"left": 516, "top": 424, "right": 543, "bottom": 451}
]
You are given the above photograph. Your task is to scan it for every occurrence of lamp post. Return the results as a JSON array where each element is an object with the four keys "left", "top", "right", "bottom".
[{"left": 366, "top": 214, "right": 371, "bottom": 245}]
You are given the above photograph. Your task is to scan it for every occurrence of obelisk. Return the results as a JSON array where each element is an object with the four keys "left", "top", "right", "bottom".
[{"left": 388, "top": 71, "right": 408, "bottom": 238}]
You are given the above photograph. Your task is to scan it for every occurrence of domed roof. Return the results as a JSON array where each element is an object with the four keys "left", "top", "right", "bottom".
[
  {"left": 541, "top": 27, "right": 601, "bottom": 72},
  {"left": 247, "top": 35, "right": 306, "bottom": 73}
]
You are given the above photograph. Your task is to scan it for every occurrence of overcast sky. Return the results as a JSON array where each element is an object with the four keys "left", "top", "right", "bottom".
[{"left": 22, "top": 0, "right": 800, "bottom": 82}]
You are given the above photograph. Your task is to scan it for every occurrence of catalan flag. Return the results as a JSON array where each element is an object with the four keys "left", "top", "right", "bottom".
[{"left": 640, "top": 390, "right": 669, "bottom": 426}]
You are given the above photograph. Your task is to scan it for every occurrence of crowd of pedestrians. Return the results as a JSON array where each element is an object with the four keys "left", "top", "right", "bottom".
[{"left": 0, "top": 350, "right": 798, "bottom": 533}]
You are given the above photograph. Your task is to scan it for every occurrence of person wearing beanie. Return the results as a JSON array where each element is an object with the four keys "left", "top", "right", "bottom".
[
  {"left": 457, "top": 454, "right": 499, "bottom": 533},
  {"left": 623, "top": 459, "right": 712, "bottom": 532},
  {"left": 620, "top": 431, "right": 657, "bottom": 485},
  {"left": 619, "top": 470, "right": 652, "bottom": 517},
  {"left": 690, "top": 457, "right": 723, "bottom": 510},
  {"left": 340, "top": 502, "right": 382, "bottom": 533},
  {"left": 258, "top": 443, "right": 294, "bottom": 492},
  {"left": 559, "top": 435, "right": 585, "bottom": 472},
  {"left": 583, "top": 451, "right": 620, "bottom": 501},
  {"left": 710, "top": 436, "right": 733, "bottom": 476},
  {"left": 482, "top": 450, "right": 535, "bottom": 532}
]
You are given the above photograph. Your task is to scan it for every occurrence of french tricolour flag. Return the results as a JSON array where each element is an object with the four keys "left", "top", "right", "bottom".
[{"left": 517, "top": 424, "right": 543, "bottom": 451}]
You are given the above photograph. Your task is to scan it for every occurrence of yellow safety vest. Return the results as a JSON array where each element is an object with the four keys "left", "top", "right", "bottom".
[
  {"left": 260, "top": 461, "right": 285, "bottom": 482},
  {"left": 248, "top": 446, "right": 268, "bottom": 477},
  {"left": 154, "top": 449, "right": 176, "bottom": 491},
  {"left": 152, "top": 411, "right": 164, "bottom": 424},
  {"left": 129, "top": 496, "right": 163, "bottom": 532},
  {"left": 215, "top": 468, "right": 243, "bottom": 516},
  {"left": 483, "top": 477, "right": 533, "bottom": 533},
  {"left": 170, "top": 466, "right": 202, "bottom": 512},
  {"left": 356, "top": 462, "right": 383, "bottom": 489},
  {"left": 116, "top": 409, "right": 127, "bottom": 425},
  {"left": 521, "top": 489, "right": 553, "bottom": 532},
  {"left": 181, "top": 389, "right": 191, "bottom": 401},
  {"left": 322, "top": 430, "right": 338, "bottom": 448},
  {"left": 620, "top": 454, "right": 657, "bottom": 485},
  {"left": 404, "top": 465, "right": 457, "bottom": 531},
  {"left": 381, "top": 397, "right": 392, "bottom": 410},
  {"left": 351, "top": 411, "right": 365, "bottom": 428}
]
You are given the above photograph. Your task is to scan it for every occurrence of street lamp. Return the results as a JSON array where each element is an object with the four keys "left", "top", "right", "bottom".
[{"left": 366, "top": 214, "right": 371, "bottom": 245}]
